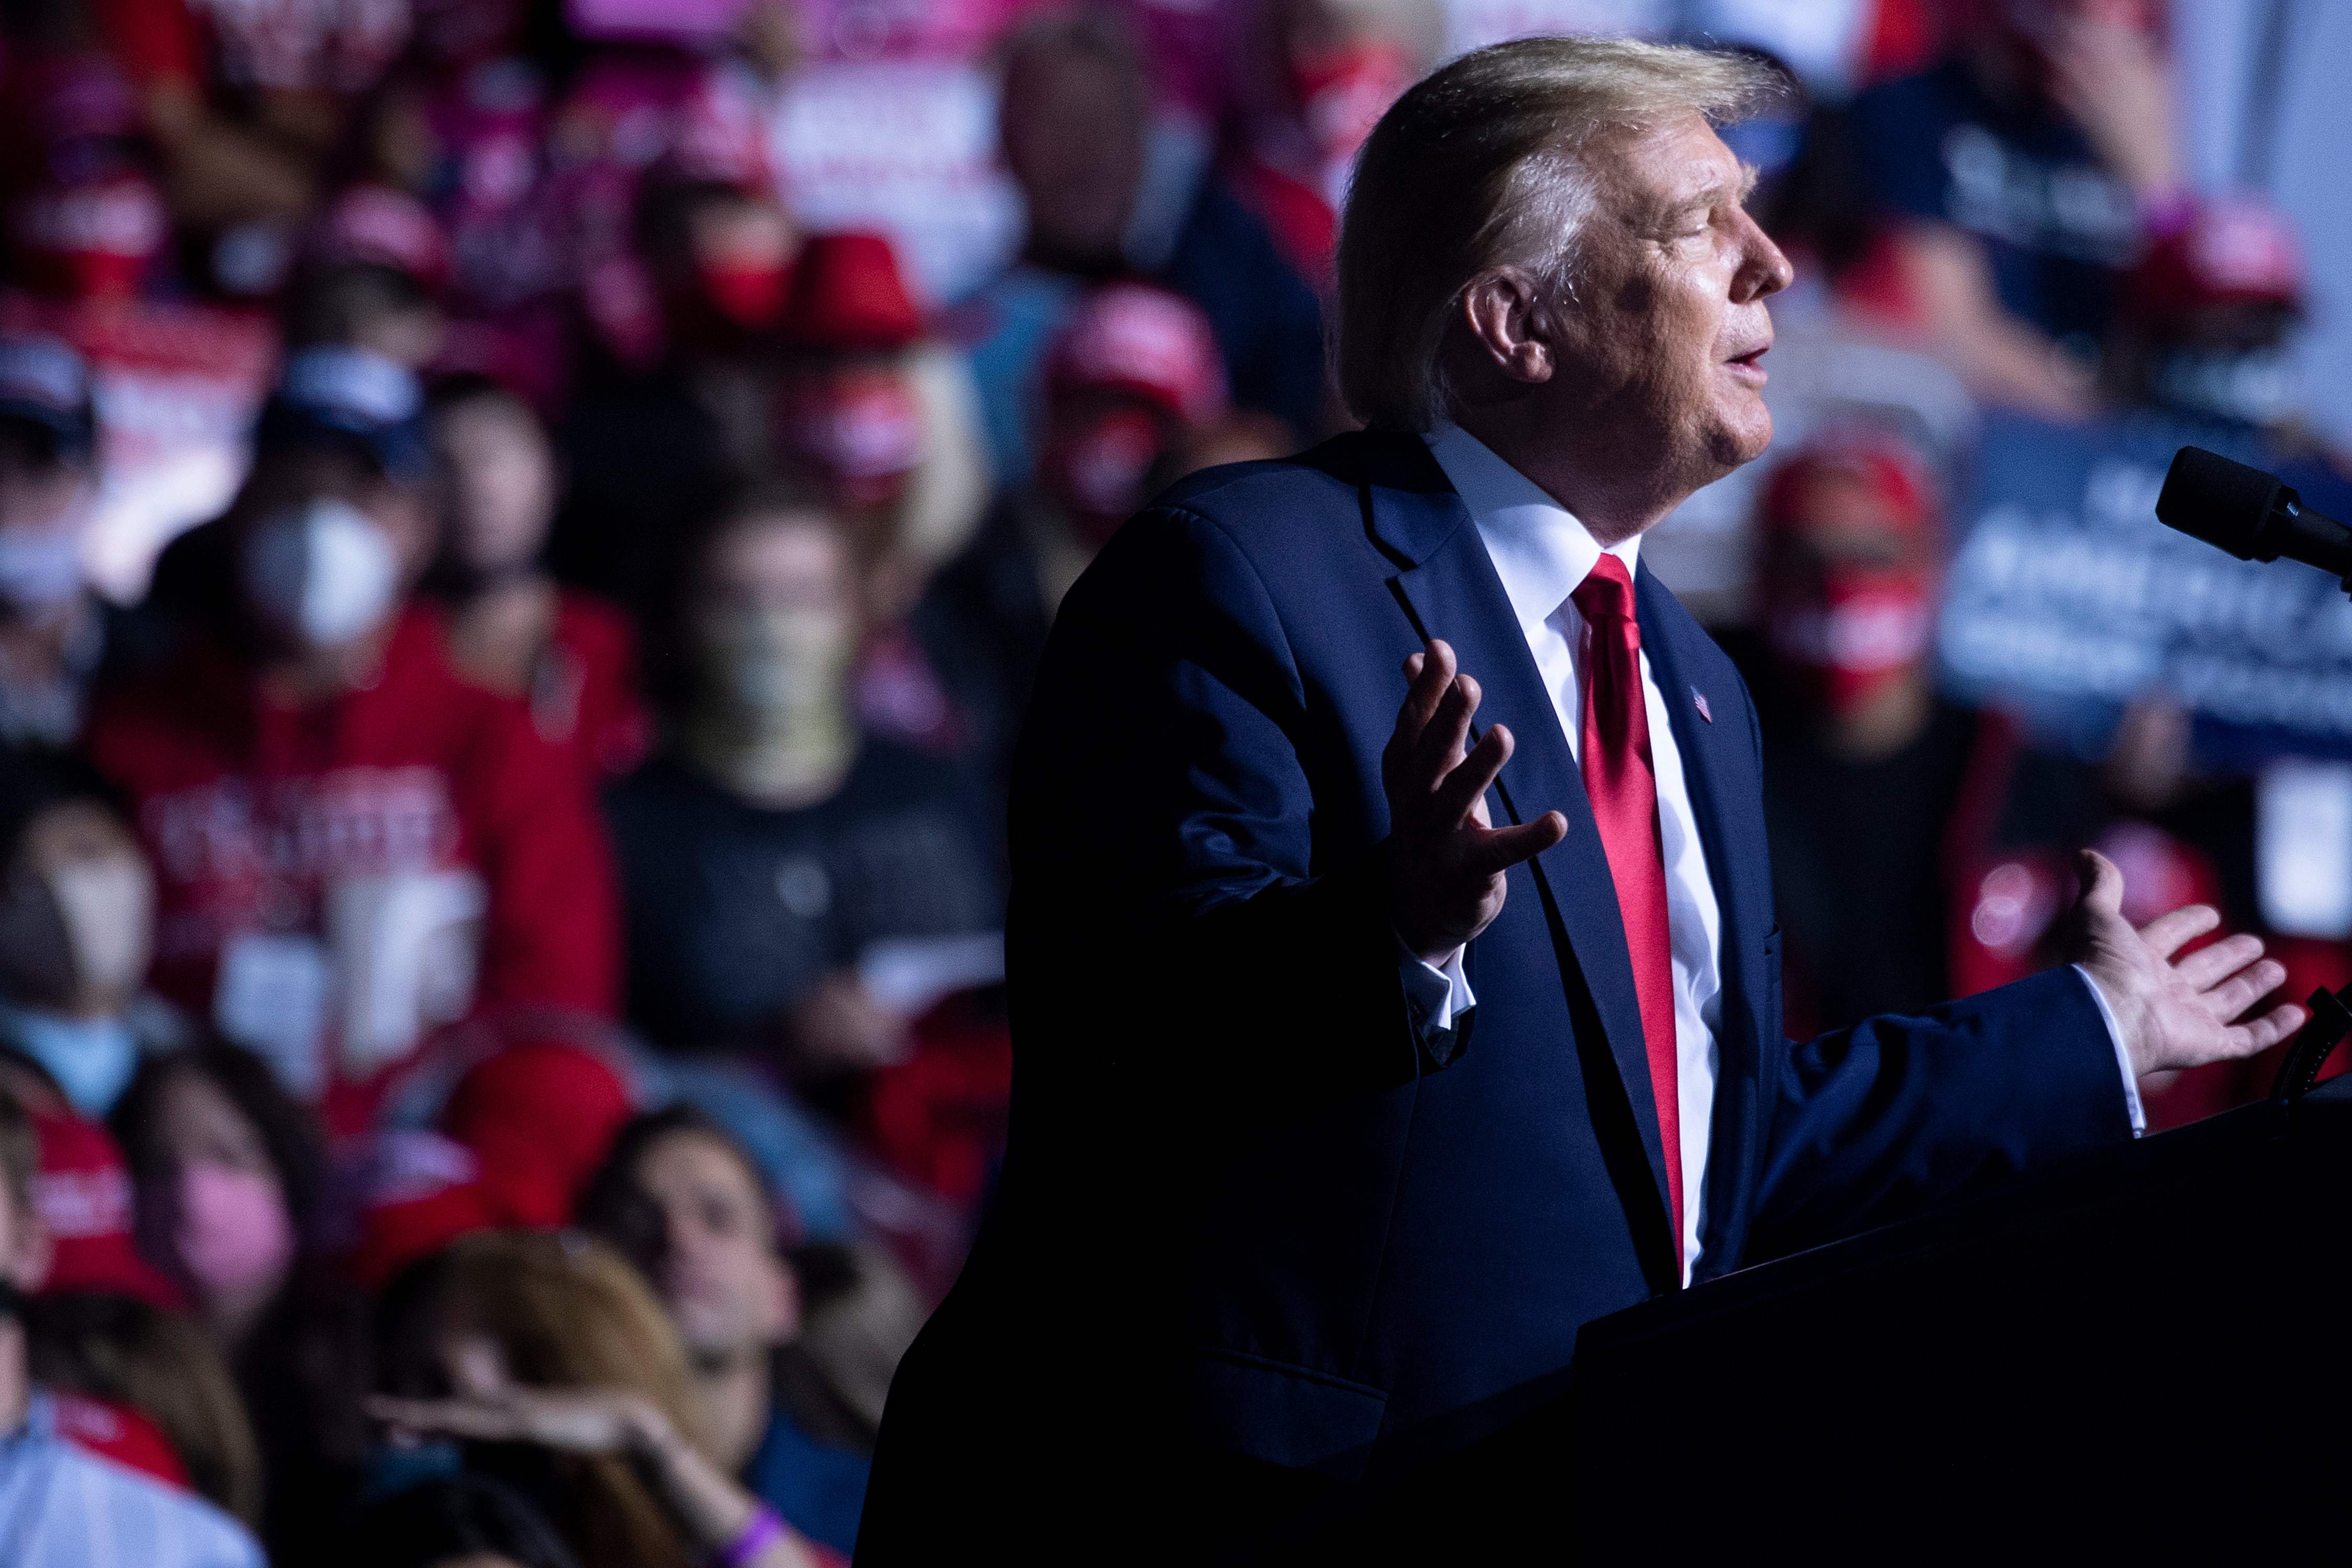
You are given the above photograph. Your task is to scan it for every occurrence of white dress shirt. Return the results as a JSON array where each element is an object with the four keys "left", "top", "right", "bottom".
[{"left": 1399, "top": 423, "right": 2142, "bottom": 1285}]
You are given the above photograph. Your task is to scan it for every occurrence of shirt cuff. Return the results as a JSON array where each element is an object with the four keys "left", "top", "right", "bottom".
[
  {"left": 1398, "top": 937, "right": 1475, "bottom": 1032},
  {"left": 2071, "top": 963, "right": 2146, "bottom": 1138}
]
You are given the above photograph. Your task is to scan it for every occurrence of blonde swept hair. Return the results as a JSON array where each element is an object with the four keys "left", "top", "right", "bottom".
[
  {"left": 1334, "top": 35, "right": 1782, "bottom": 431},
  {"left": 429, "top": 1229, "right": 714, "bottom": 1568}
]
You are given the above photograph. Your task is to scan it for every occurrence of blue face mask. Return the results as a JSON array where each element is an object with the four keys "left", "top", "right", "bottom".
[{"left": 0, "top": 1005, "right": 137, "bottom": 1116}]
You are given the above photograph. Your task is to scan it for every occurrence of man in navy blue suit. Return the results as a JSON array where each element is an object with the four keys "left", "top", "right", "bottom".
[{"left": 859, "top": 35, "right": 2303, "bottom": 1560}]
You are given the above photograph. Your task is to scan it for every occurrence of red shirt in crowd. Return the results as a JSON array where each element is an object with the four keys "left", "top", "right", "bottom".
[
  {"left": 84, "top": 603, "right": 620, "bottom": 1093},
  {"left": 537, "top": 590, "right": 650, "bottom": 782}
]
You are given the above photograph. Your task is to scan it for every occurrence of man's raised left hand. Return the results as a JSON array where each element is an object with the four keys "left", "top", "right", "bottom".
[{"left": 2065, "top": 849, "right": 2308, "bottom": 1078}]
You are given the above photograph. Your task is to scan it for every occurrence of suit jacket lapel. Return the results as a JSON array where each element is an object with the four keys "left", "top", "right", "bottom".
[{"left": 1357, "top": 435, "right": 1678, "bottom": 1259}]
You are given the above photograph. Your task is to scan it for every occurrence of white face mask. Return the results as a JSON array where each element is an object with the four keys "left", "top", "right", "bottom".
[
  {"left": 49, "top": 855, "right": 153, "bottom": 997},
  {"left": 241, "top": 497, "right": 401, "bottom": 651},
  {"left": 0, "top": 505, "right": 92, "bottom": 612}
]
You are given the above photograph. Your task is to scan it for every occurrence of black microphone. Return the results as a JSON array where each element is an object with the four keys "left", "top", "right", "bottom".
[{"left": 2156, "top": 446, "right": 2352, "bottom": 579}]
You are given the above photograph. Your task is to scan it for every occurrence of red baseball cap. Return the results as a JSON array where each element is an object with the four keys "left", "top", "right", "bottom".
[
  {"left": 1046, "top": 283, "right": 1228, "bottom": 429},
  {"left": 780, "top": 232, "right": 924, "bottom": 352},
  {"left": 340, "top": 1128, "right": 498, "bottom": 1293},
  {"left": 1758, "top": 430, "right": 1939, "bottom": 548},
  {"left": 312, "top": 183, "right": 452, "bottom": 293},
  {"left": 441, "top": 1041, "right": 634, "bottom": 1228},
  {"left": 30, "top": 1111, "right": 181, "bottom": 1309},
  {"left": 2127, "top": 197, "right": 2304, "bottom": 324}
]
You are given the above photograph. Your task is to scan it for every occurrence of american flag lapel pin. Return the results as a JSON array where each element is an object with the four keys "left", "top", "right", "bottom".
[{"left": 1692, "top": 687, "right": 1712, "bottom": 723}]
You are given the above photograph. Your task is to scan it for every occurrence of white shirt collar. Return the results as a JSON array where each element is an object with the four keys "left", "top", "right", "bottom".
[{"left": 1421, "top": 422, "right": 1640, "bottom": 640}]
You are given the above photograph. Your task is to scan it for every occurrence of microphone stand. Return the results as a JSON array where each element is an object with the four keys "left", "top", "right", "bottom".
[{"left": 2270, "top": 985, "right": 2352, "bottom": 1106}]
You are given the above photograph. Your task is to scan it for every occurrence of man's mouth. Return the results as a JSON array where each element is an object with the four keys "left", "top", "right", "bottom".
[{"left": 1725, "top": 343, "right": 1770, "bottom": 383}]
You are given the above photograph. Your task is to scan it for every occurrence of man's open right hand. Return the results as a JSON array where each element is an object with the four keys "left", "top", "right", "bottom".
[{"left": 1385, "top": 639, "right": 1569, "bottom": 967}]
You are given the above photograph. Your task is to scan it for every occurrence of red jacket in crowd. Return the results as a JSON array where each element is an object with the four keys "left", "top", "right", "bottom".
[{"left": 85, "top": 604, "right": 621, "bottom": 1087}]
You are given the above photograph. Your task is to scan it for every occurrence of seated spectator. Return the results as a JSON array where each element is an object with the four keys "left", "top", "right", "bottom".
[
  {"left": 1230, "top": 0, "right": 1434, "bottom": 286},
  {"left": 0, "top": 334, "right": 109, "bottom": 748},
  {"left": 579, "top": 1107, "right": 871, "bottom": 1556},
  {"left": 776, "top": 232, "right": 993, "bottom": 632},
  {"left": 969, "top": 7, "right": 1328, "bottom": 488},
  {"left": 110, "top": 1041, "right": 371, "bottom": 1559},
  {"left": 91, "top": 0, "right": 412, "bottom": 296},
  {"left": 22, "top": 1287, "right": 264, "bottom": 1526},
  {"left": 351, "top": 1473, "right": 584, "bottom": 1568},
  {"left": 2103, "top": 195, "right": 2317, "bottom": 441},
  {"left": 1730, "top": 430, "right": 1986, "bottom": 1031},
  {"left": 87, "top": 346, "right": 620, "bottom": 1102},
  {"left": 1850, "top": 0, "right": 2179, "bottom": 416},
  {"left": 0, "top": 752, "right": 167, "bottom": 1117},
  {"left": 553, "top": 174, "right": 803, "bottom": 614},
  {"left": 287, "top": 184, "right": 453, "bottom": 372},
  {"left": 0, "top": 1081, "right": 264, "bottom": 1566},
  {"left": 922, "top": 280, "right": 1235, "bottom": 787},
  {"left": 370, "top": 1228, "right": 833, "bottom": 1568},
  {"left": 428, "top": 376, "right": 649, "bottom": 781},
  {"left": 607, "top": 482, "right": 1000, "bottom": 1070}
]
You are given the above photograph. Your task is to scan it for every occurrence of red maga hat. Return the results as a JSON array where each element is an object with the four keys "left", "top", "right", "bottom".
[
  {"left": 312, "top": 183, "right": 452, "bottom": 292},
  {"left": 1046, "top": 282, "right": 1228, "bottom": 428},
  {"left": 1758, "top": 430, "right": 1939, "bottom": 546},
  {"left": 2127, "top": 197, "right": 2304, "bottom": 324},
  {"left": 30, "top": 1111, "right": 182, "bottom": 1309},
  {"left": 780, "top": 232, "right": 924, "bottom": 352}
]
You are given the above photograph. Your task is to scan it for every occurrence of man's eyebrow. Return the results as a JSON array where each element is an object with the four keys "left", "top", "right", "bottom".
[{"left": 1656, "top": 163, "right": 1760, "bottom": 223}]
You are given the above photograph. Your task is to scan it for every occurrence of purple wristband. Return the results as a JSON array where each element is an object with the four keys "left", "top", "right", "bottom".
[{"left": 717, "top": 1505, "right": 786, "bottom": 1568}]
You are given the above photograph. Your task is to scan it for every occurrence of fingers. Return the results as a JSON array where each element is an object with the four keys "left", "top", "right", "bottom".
[
  {"left": 1431, "top": 718, "right": 1511, "bottom": 829},
  {"left": 2170, "top": 928, "right": 2258, "bottom": 990},
  {"left": 364, "top": 1395, "right": 517, "bottom": 1442},
  {"left": 2140, "top": 903, "right": 2222, "bottom": 962},
  {"left": 1392, "top": 641, "right": 1455, "bottom": 752},
  {"left": 2198, "top": 958, "right": 2287, "bottom": 1028},
  {"left": 1466, "top": 809, "right": 1567, "bottom": 877},
  {"left": 2074, "top": 848, "right": 2123, "bottom": 921},
  {"left": 1410, "top": 673, "right": 1481, "bottom": 789},
  {"left": 2233, "top": 1001, "right": 2309, "bottom": 1055}
]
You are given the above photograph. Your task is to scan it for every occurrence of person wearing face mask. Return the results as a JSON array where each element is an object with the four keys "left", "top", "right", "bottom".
[
  {"left": 109, "top": 1041, "right": 372, "bottom": 1561},
  {"left": 580, "top": 1108, "right": 874, "bottom": 1558},
  {"left": 0, "top": 335, "right": 109, "bottom": 750},
  {"left": 428, "top": 376, "right": 649, "bottom": 785},
  {"left": 605, "top": 484, "right": 1000, "bottom": 1079},
  {"left": 552, "top": 175, "right": 805, "bottom": 618},
  {"left": 0, "top": 1082, "right": 266, "bottom": 1568},
  {"left": 87, "top": 346, "right": 621, "bottom": 1110},
  {"left": 1232, "top": 0, "right": 1435, "bottom": 286},
  {"left": 921, "top": 281, "right": 1235, "bottom": 797},
  {"left": 0, "top": 755, "right": 167, "bottom": 1120},
  {"left": 1732, "top": 431, "right": 1993, "bottom": 1031},
  {"left": 774, "top": 232, "right": 993, "bottom": 631}
]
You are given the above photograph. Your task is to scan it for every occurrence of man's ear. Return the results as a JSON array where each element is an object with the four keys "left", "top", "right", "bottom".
[{"left": 1458, "top": 267, "right": 1558, "bottom": 387}]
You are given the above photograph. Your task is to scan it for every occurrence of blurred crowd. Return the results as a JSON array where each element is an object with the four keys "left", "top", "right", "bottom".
[{"left": 0, "top": 0, "right": 2344, "bottom": 1560}]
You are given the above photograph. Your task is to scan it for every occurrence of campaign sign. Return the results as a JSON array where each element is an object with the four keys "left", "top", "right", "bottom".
[
  {"left": 0, "top": 293, "right": 277, "bottom": 604},
  {"left": 1939, "top": 408, "right": 2352, "bottom": 757}
]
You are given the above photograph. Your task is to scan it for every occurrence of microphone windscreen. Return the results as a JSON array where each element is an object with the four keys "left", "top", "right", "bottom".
[{"left": 2157, "top": 446, "right": 2282, "bottom": 560}]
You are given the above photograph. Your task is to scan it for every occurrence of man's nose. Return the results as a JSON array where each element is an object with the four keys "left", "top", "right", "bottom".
[{"left": 1730, "top": 206, "right": 1795, "bottom": 304}]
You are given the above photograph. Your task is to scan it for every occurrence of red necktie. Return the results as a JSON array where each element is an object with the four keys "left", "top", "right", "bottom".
[{"left": 1569, "top": 555, "right": 1684, "bottom": 1258}]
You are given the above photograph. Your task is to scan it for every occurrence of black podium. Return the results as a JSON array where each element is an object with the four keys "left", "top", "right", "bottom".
[{"left": 1567, "top": 1074, "right": 2352, "bottom": 1555}]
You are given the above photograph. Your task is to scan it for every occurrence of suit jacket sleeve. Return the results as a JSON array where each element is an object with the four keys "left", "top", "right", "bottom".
[{"left": 1011, "top": 502, "right": 1447, "bottom": 1110}]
